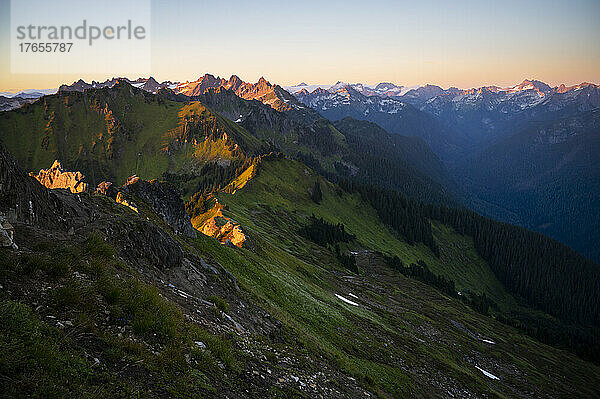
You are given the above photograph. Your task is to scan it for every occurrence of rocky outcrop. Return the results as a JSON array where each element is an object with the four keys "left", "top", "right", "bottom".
[
  {"left": 0, "top": 144, "right": 60, "bottom": 226},
  {"left": 30, "top": 160, "right": 88, "bottom": 193},
  {"left": 201, "top": 215, "right": 246, "bottom": 248},
  {"left": 111, "top": 218, "right": 184, "bottom": 269},
  {"left": 95, "top": 176, "right": 196, "bottom": 238},
  {"left": 115, "top": 192, "right": 139, "bottom": 213},
  {"left": 95, "top": 181, "right": 118, "bottom": 199},
  {"left": 191, "top": 201, "right": 247, "bottom": 248},
  {"left": 122, "top": 177, "right": 197, "bottom": 238},
  {"left": 2, "top": 144, "right": 184, "bottom": 269},
  {"left": 0, "top": 214, "right": 17, "bottom": 249}
]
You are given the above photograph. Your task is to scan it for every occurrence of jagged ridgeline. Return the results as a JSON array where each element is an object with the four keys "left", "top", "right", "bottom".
[
  {"left": 0, "top": 81, "right": 268, "bottom": 194},
  {"left": 0, "top": 81, "right": 456, "bottom": 206},
  {"left": 189, "top": 86, "right": 458, "bottom": 205}
]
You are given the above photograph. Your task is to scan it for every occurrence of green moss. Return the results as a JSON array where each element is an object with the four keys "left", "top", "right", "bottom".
[
  {"left": 209, "top": 294, "right": 230, "bottom": 313},
  {"left": 0, "top": 300, "right": 97, "bottom": 397},
  {"left": 83, "top": 233, "right": 116, "bottom": 260}
]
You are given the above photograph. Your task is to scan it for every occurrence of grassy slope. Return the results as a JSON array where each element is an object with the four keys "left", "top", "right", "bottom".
[
  {"left": 0, "top": 86, "right": 263, "bottom": 186},
  {"left": 0, "top": 235, "right": 240, "bottom": 398},
  {"left": 220, "top": 158, "right": 514, "bottom": 309},
  {"left": 188, "top": 157, "right": 600, "bottom": 397}
]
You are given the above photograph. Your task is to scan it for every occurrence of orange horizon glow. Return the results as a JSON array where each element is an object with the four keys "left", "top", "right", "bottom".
[{"left": 1, "top": 74, "right": 599, "bottom": 94}]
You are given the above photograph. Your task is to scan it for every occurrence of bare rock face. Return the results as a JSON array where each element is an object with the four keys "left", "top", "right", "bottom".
[
  {"left": 2, "top": 144, "right": 184, "bottom": 269},
  {"left": 96, "top": 176, "right": 196, "bottom": 238},
  {"left": 115, "top": 191, "right": 139, "bottom": 213},
  {"left": 200, "top": 213, "right": 247, "bottom": 248},
  {"left": 0, "top": 144, "right": 60, "bottom": 226},
  {"left": 95, "top": 181, "right": 118, "bottom": 199},
  {"left": 30, "top": 160, "right": 88, "bottom": 193},
  {"left": 122, "top": 178, "right": 197, "bottom": 238},
  {"left": 0, "top": 214, "right": 17, "bottom": 249}
]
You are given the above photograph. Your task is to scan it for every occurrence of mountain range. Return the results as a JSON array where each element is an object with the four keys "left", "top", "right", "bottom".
[
  {"left": 289, "top": 78, "right": 600, "bottom": 263},
  {"left": 1, "top": 73, "right": 600, "bottom": 397},
  {"left": 4, "top": 75, "right": 599, "bottom": 262}
]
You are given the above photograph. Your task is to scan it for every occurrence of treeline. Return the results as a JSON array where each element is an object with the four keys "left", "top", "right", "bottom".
[
  {"left": 340, "top": 177, "right": 600, "bottom": 328},
  {"left": 340, "top": 179, "right": 600, "bottom": 362},
  {"left": 496, "top": 313, "right": 600, "bottom": 364},
  {"left": 422, "top": 204, "right": 600, "bottom": 363},
  {"left": 339, "top": 180, "right": 439, "bottom": 255},
  {"left": 385, "top": 256, "right": 455, "bottom": 297},
  {"left": 383, "top": 255, "right": 494, "bottom": 315},
  {"left": 163, "top": 158, "right": 254, "bottom": 197},
  {"left": 423, "top": 205, "right": 600, "bottom": 327},
  {"left": 335, "top": 244, "right": 358, "bottom": 274},
  {"left": 296, "top": 119, "right": 346, "bottom": 156},
  {"left": 185, "top": 192, "right": 213, "bottom": 219},
  {"left": 298, "top": 215, "right": 355, "bottom": 247},
  {"left": 299, "top": 215, "right": 357, "bottom": 273}
]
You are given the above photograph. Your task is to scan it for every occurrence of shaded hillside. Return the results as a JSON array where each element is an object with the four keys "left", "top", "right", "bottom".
[
  {"left": 460, "top": 109, "right": 600, "bottom": 263},
  {"left": 332, "top": 117, "right": 460, "bottom": 204}
]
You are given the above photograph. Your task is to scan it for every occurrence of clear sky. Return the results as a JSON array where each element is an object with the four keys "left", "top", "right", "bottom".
[{"left": 1, "top": 0, "right": 599, "bottom": 91}]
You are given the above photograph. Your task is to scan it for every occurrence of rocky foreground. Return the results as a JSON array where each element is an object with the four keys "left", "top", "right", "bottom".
[{"left": 1, "top": 144, "right": 599, "bottom": 398}]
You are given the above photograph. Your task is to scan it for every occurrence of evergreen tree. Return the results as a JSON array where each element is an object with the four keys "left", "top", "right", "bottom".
[{"left": 310, "top": 181, "right": 323, "bottom": 204}]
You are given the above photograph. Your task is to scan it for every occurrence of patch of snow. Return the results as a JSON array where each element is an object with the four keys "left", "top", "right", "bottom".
[
  {"left": 283, "top": 84, "right": 333, "bottom": 93},
  {"left": 475, "top": 366, "right": 499, "bottom": 380},
  {"left": 335, "top": 294, "right": 359, "bottom": 306},
  {"left": 175, "top": 289, "right": 191, "bottom": 299},
  {"left": 347, "top": 293, "right": 359, "bottom": 299},
  {"left": 399, "top": 85, "right": 422, "bottom": 95},
  {"left": 481, "top": 339, "right": 496, "bottom": 344}
]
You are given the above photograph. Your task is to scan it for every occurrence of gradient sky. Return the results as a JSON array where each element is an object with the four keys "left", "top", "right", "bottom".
[{"left": 1, "top": 0, "right": 599, "bottom": 92}]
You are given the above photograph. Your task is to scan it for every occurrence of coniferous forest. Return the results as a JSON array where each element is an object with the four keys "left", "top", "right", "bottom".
[{"left": 337, "top": 177, "right": 600, "bottom": 362}]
